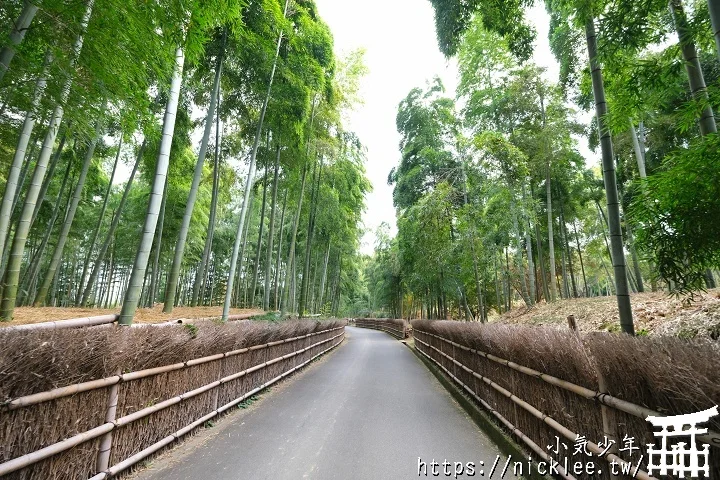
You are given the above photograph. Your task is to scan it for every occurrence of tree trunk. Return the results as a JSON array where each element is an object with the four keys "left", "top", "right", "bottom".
[
  {"left": 148, "top": 175, "right": 169, "bottom": 308},
  {"left": 19, "top": 158, "right": 74, "bottom": 303},
  {"left": 263, "top": 146, "right": 281, "bottom": 310},
  {"left": 164, "top": 36, "right": 224, "bottom": 313},
  {"left": 299, "top": 158, "right": 323, "bottom": 316},
  {"left": 626, "top": 221, "right": 644, "bottom": 293},
  {"left": 273, "top": 188, "right": 288, "bottom": 310},
  {"left": 318, "top": 237, "right": 331, "bottom": 311},
  {"left": 119, "top": 45, "right": 184, "bottom": 325},
  {"left": 512, "top": 205, "right": 531, "bottom": 307},
  {"left": 281, "top": 161, "right": 310, "bottom": 317},
  {"left": 233, "top": 189, "right": 254, "bottom": 307},
  {"left": 708, "top": 0, "right": 720, "bottom": 60},
  {"left": 30, "top": 126, "right": 68, "bottom": 231},
  {"left": 76, "top": 137, "right": 121, "bottom": 304},
  {"left": 670, "top": 0, "right": 717, "bottom": 136},
  {"left": 250, "top": 163, "right": 270, "bottom": 307},
  {"left": 81, "top": 141, "right": 143, "bottom": 306},
  {"left": 0, "top": 0, "right": 39, "bottom": 84},
  {"left": 546, "top": 165, "right": 557, "bottom": 302},
  {"left": 34, "top": 124, "right": 102, "bottom": 305},
  {"left": 223, "top": 0, "right": 290, "bottom": 321},
  {"left": 559, "top": 205, "right": 577, "bottom": 298},
  {"left": 0, "top": 1, "right": 93, "bottom": 321},
  {"left": 573, "top": 221, "right": 588, "bottom": 296},
  {"left": 192, "top": 95, "right": 222, "bottom": 306},
  {"left": 522, "top": 187, "right": 536, "bottom": 304},
  {"left": 0, "top": 53, "right": 49, "bottom": 276},
  {"left": 669, "top": 0, "right": 718, "bottom": 289},
  {"left": 585, "top": 18, "right": 634, "bottom": 334}
]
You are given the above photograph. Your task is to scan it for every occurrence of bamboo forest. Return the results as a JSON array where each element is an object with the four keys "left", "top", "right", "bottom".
[
  {"left": 1, "top": 0, "right": 720, "bottom": 336},
  {"left": 1, "top": 1, "right": 720, "bottom": 479}
]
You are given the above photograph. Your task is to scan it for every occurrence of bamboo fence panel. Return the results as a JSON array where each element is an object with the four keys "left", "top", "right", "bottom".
[
  {"left": 0, "top": 326, "right": 344, "bottom": 479},
  {"left": 354, "top": 318, "right": 409, "bottom": 339},
  {"left": 413, "top": 325, "right": 720, "bottom": 480}
]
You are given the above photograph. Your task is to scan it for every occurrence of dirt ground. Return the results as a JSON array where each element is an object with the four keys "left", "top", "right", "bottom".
[
  {"left": 0, "top": 304, "right": 264, "bottom": 327},
  {"left": 497, "top": 288, "right": 720, "bottom": 339}
]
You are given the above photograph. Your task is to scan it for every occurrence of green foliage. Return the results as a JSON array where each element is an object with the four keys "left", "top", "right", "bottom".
[{"left": 631, "top": 134, "right": 720, "bottom": 293}]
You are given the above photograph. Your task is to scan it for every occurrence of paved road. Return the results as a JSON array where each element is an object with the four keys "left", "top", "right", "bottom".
[{"left": 138, "top": 327, "right": 515, "bottom": 480}]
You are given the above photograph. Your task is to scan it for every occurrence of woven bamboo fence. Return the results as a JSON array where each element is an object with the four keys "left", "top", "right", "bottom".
[
  {"left": 354, "top": 318, "right": 409, "bottom": 339},
  {"left": 412, "top": 320, "right": 720, "bottom": 480},
  {"left": 0, "top": 321, "right": 344, "bottom": 479}
]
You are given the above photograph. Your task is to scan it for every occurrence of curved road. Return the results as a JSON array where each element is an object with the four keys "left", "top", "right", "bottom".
[{"left": 137, "top": 326, "right": 515, "bottom": 480}]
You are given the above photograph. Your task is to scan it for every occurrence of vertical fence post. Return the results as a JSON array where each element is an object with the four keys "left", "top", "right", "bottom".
[
  {"left": 568, "top": 315, "right": 619, "bottom": 480},
  {"left": 96, "top": 369, "right": 121, "bottom": 473},
  {"left": 213, "top": 356, "right": 224, "bottom": 411}
]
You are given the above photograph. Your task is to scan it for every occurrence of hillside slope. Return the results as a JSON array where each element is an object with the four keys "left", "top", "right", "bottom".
[{"left": 497, "top": 289, "right": 720, "bottom": 339}]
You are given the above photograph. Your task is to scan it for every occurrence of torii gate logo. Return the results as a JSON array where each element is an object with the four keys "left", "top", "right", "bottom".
[{"left": 646, "top": 406, "right": 718, "bottom": 478}]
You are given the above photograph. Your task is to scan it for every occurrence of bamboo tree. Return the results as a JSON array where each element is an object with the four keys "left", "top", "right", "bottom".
[
  {"left": 119, "top": 44, "right": 184, "bottom": 325},
  {"left": 0, "top": 53, "right": 49, "bottom": 269},
  {"left": 299, "top": 158, "right": 323, "bottom": 316},
  {"left": 317, "top": 237, "right": 331, "bottom": 310},
  {"left": 76, "top": 137, "right": 121, "bottom": 303},
  {"left": 192, "top": 93, "right": 222, "bottom": 306},
  {"left": 30, "top": 127, "right": 68, "bottom": 230},
  {"left": 82, "top": 140, "right": 143, "bottom": 306},
  {"left": 273, "top": 188, "right": 288, "bottom": 309},
  {"left": 19, "top": 157, "right": 74, "bottom": 303},
  {"left": 0, "top": 0, "right": 39, "bottom": 84},
  {"left": 263, "top": 145, "right": 281, "bottom": 310},
  {"left": 148, "top": 175, "right": 169, "bottom": 308},
  {"left": 34, "top": 126, "right": 102, "bottom": 306},
  {"left": 281, "top": 163, "right": 308, "bottom": 317},
  {"left": 1, "top": 0, "right": 94, "bottom": 321},
  {"left": 164, "top": 30, "right": 225, "bottom": 313},
  {"left": 586, "top": 18, "right": 634, "bottom": 334},
  {"left": 233, "top": 189, "right": 254, "bottom": 307},
  {"left": 223, "top": 0, "right": 290, "bottom": 321},
  {"left": 249, "top": 163, "right": 270, "bottom": 306},
  {"left": 546, "top": 165, "right": 558, "bottom": 302}
]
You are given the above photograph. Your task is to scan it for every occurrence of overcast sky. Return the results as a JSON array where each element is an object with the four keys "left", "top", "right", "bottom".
[{"left": 313, "top": 1, "right": 566, "bottom": 254}]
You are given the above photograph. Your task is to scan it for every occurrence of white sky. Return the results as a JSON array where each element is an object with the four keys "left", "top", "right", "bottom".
[{"left": 314, "top": 1, "right": 572, "bottom": 255}]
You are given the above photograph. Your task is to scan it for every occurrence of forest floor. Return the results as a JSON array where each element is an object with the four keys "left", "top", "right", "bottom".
[
  {"left": 497, "top": 288, "right": 720, "bottom": 339},
  {"left": 0, "top": 305, "right": 264, "bottom": 327}
]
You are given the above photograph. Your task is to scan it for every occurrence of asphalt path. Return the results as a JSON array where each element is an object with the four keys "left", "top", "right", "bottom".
[{"left": 137, "top": 326, "right": 515, "bottom": 480}]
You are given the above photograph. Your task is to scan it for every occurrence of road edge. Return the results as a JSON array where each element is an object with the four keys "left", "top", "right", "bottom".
[{"left": 404, "top": 339, "right": 550, "bottom": 480}]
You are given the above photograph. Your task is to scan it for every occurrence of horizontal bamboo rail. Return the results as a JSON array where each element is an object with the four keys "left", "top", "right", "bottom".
[
  {"left": 1, "top": 314, "right": 120, "bottom": 331},
  {"left": 2, "top": 327, "right": 343, "bottom": 411},
  {"left": 415, "top": 329, "right": 720, "bottom": 447},
  {"left": 0, "top": 313, "right": 259, "bottom": 332},
  {"left": 0, "top": 327, "right": 344, "bottom": 477},
  {"left": 414, "top": 336, "right": 658, "bottom": 480},
  {"left": 414, "top": 344, "right": 576, "bottom": 480},
  {"left": 355, "top": 318, "right": 407, "bottom": 340}
]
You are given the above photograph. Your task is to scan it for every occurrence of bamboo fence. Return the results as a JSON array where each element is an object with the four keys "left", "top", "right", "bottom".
[
  {"left": 0, "top": 325, "right": 344, "bottom": 479},
  {"left": 413, "top": 321, "right": 720, "bottom": 480},
  {"left": 354, "top": 318, "right": 409, "bottom": 339}
]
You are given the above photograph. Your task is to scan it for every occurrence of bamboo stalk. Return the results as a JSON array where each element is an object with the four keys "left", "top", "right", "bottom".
[
  {"left": 2, "top": 314, "right": 119, "bottom": 331},
  {"left": 96, "top": 368, "right": 121, "bottom": 472},
  {"left": 414, "top": 330, "right": 720, "bottom": 446},
  {"left": 415, "top": 336, "right": 657, "bottom": 480}
]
